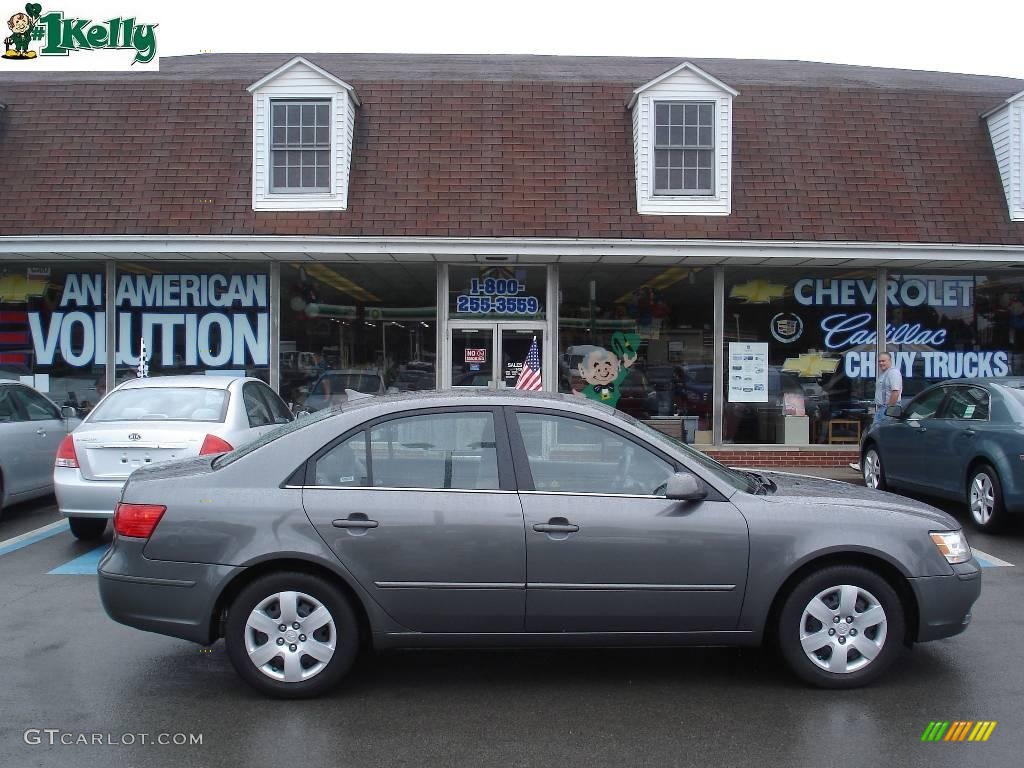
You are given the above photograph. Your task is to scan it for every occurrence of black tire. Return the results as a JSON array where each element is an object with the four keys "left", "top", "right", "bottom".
[
  {"left": 777, "top": 565, "right": 905, "bottom": 689},
  {"left": 861, "top": 445, "right": 887, "bottom": 491},
  {"left": 68, "top": 516, "right": 107, "bottom": 540},
  {"left": 967, "top": 464, "right": 1006, "bottom": 533},
  {"left": 225, "top": 571, "right": 359, "bottom": 699}
]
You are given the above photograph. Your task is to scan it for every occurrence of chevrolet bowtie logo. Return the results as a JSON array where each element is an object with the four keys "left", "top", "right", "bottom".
[
  {"left": 729, "top": 279, "right": 787, "bottom": 304},
  {"left": 782, "top": 351, "right": 840, "bottom": 378}
]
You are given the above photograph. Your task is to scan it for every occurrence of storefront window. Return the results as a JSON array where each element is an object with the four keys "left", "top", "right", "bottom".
[
  {"left": 281, "top": 263, "right": 436, "bottom": 409},
  {"left": 114, "top": 264, "right": 270, "bottom": 386},
  {"left": 723, "top": 269, "right": 876, "bottom": 445},
  {"left": 1, "top": 263, "right": 106, "bottom": 414},
  {"left": 558, "top": 264, "right": 714, "bottom": 444},
  {"left": 448, "top": 265, "right": 546, "bottom": 320},
  {"left": 885, "top": 273, "right": 1024, "bottom": 388}
]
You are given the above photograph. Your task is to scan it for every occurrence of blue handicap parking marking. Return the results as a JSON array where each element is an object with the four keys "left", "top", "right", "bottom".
[
  {"left": 48, "top": 545, "right": 109, "bottom": 575},
  {"left": 972, "top": 548, "right": 1013, "bottom": 568}
]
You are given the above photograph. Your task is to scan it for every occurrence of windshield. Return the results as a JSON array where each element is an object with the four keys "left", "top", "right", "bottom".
[
  {"left": 89, "top": 387, "right": 229, "bottom": 423},
  {"left": 311, "top": 374, "right": 381, "bottom": 395},
  {"left": 617, "top": 411, "right": 758, "bottom": 493}
]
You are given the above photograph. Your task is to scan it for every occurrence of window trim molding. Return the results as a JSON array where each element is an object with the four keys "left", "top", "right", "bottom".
[
  {"left": 650, "top": 98, "right": 718, "bottom": 197},
  {"left": 267, "top": 98, "right": 334, "bottom": 195}
]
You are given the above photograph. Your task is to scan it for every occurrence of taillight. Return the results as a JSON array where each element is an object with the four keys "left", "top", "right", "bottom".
[
  {"left": 55, "top": 434, "right": 79, "bottom": 468},
  {"left": 199, "top": 434, "right": 233, "bottom": 455},
  {"left": 113, "top": 503, "right": 167, "bottom": 538}
]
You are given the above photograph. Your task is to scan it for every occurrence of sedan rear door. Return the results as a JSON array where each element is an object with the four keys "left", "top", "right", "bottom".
[
  {"left": 302, "top": 407, "right": 526, "bottom": 633},
  {"left": 508, "top": 408, "right": 749, "bottom": 633}
]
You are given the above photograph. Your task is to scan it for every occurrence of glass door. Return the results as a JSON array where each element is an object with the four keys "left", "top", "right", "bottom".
[
  {"left": 449, "top": 327, "right": 496, "bottom": 387},
  {"left": 499, "top": 327, "right": 544, "bottom": 389}
]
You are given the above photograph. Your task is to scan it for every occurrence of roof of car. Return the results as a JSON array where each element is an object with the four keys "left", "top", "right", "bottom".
[
  {"left": 335, "top": 388, "right": 620, "bottom": 417},
  {"left": 114, "top": 375, "right": 257, "bottom": 390}
]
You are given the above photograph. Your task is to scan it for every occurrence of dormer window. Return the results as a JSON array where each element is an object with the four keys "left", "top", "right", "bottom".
[
  {"left": 628, "top": 61, "right": 737, "bottom": 216},
  {"left": 270, "top": 100, "right": 331, "bottom": 193},
  {"left": 653, "top": 102, "right": 715, "bottom": 195},
  {"left": 248, "top": 57, "right": 360, "bottom": 212}
]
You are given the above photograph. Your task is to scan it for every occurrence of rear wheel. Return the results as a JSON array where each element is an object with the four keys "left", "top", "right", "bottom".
[
  {"left": 68, "top": 516, "right": 107, "bottom": 540},
  {"left": 778, "top": 565, "right": 905, "bottom": 689},
  {"left": 968, "top": 464, "right": 1006, "bottom": 532},
  {"left": 225, "top": 571, "right": 359, "bottom": 699},
  {"left": 862, "top": 446, "right": 886, "bottom": 491}
]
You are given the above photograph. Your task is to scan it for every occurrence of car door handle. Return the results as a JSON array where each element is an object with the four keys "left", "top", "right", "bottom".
[
  {"left": 963, "top": 428, "right": 976, "bottom": 437},
  {"left": 533, "top": 519, "right": 580, "bottom": 534},
  {"left": 332, "top": 515, "right": 379, "bottom": 529},
  {"left": 36, "top": 428, "right": 46, "bottom": 436}
]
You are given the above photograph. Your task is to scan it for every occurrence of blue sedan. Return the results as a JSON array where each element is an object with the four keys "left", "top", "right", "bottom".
[{"left": 861, "top": 377, "right": 1024, "bottom": 532}]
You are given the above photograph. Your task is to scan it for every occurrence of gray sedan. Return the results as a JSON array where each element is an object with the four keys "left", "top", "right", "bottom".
[
  {"left": 99, "top": 391, "right": 980, "bottom": 698},
  {"left": 862, "top": 377, "right": 1024, "bottom": 533},
  {"left": 0, "top": 380, "right": 78, "bottom": 515}
]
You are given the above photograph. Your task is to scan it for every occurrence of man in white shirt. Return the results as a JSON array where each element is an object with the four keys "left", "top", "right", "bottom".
[{"left": 874, "top": 351, "right": 903, "bottom": 427}]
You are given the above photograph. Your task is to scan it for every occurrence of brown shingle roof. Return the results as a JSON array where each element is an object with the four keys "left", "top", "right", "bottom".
[{"left": 0, "top": 53, "right": 1022, "bottom": 242}]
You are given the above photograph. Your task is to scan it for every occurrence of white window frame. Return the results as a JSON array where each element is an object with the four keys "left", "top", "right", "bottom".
[
  {"left": 268, "top": 98, "right": 334, "bottom": 195},
  {"left": 651, "top": 100, "right": 717, "bottom": 197}
]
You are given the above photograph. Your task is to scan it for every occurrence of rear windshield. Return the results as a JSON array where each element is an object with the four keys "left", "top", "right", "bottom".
[
  {"left": 311, "top": 374, "right": 380, "bottom": 395},
  {"left": 89, "top": 387, "right": 229, "bottom": 423}
]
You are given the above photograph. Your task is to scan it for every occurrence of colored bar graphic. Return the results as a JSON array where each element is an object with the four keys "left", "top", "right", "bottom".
[{"left": 921, "top": 720, "right": 995, "bottom": 743}]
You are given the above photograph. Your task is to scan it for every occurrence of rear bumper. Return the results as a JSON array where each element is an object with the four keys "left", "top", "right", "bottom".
[
  {"left": 54, "top": 467, "right": 124, "bottom": 518},
  {"left": 909, "top": 560, "right": 982, "bottom": 642},
  {"left": 98, "top": 537, "right": 242, "bottom": 644}
]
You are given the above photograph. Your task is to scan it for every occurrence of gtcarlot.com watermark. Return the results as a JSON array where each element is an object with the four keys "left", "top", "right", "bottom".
[{"left": 24, "top": 729, "right": 203, "bottom": 746}]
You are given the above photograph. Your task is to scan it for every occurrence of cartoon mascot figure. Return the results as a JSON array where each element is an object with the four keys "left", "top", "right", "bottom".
[
  {"left": 4, "top": 4, "right": 42, "bottom": 59},
  {"left": 575, "top": 332, "right": 640, "bottom": 409}
]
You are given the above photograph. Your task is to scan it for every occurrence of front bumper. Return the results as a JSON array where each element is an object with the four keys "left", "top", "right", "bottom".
[
  {"left": 909, "top": 559, "right": 982, "bottom": 642},
  {"left": 54, "top": 467, "right": 124, "bottom": 519},
  {"left": 98, "top": 537, "right": 242, "bottom": 644}
]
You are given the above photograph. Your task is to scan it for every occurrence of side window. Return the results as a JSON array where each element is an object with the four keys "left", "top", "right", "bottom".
[
  {"left": 0, "top": 388, "right": 23, "bottom": 423},
  {"left": 369, "top": 412, "right": 500, "bottom": 490},
  {"left": 904, "top": 388, "right": 947, "bottom": 420},
  {"left": 313, "top": 431, "right": 369, "bottom": 487},
  {"left": 515, "top": 413, "right": 675, "bottom": 496},
  {"left": 11, "top": 387, "right": 59, "bottom": 421},
  {"left": 257, "top": 384, "right": 293, "bottom": 425},
  {"left": 945, "top": 387, "right": 989, "bottom": 421},
  {"left": 242, "top": 382, "right": 273, "bottom": 428}
]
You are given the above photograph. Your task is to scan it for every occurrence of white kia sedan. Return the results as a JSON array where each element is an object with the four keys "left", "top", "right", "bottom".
[{"left": 55, "top": 375, "right": 293, "bottom": 540}]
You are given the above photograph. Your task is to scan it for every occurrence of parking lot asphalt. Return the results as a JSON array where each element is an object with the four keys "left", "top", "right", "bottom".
[{"left": 1, "top": 487, "right": 1023, "bottom": 768}]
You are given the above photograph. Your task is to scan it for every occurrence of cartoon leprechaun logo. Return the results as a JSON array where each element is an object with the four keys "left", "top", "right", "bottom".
[
  {"left": 4, "top": 3, "right": 42, "bottom": 59},
  {"left": 574, "top": 332, "right": 641, "bottom": 409}
]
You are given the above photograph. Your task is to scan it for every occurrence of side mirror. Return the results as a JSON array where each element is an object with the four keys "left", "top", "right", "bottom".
[
  {"left": 294, "top": 410, "right": 312, "bottom": 420},
  {"left": 60, "top": 406, "right": 78, "bottom": 419},
  {"left": 665, "top": 472, "right": 707, "bottom": 501},
  {"left": 884, "top": 404, "right": 903, "bottom": 418}
]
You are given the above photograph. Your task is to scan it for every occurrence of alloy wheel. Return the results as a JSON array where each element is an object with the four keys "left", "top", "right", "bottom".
[
  {"left": 970, "top": 473, "right": 995, "bottom": 527},
  {"left": 799, "top": 584, "right": 888, "bottom": 674},
  {"left": 863, "top": 451, "right": 881, "bottom": 489},
  {"left": 244, "top": 591, "right": 337, "bottom": 683}
]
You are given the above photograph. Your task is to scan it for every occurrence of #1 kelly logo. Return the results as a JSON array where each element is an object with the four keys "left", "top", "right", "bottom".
[{"left": 3, "top": 3, "right": 157, "bottom": 65}]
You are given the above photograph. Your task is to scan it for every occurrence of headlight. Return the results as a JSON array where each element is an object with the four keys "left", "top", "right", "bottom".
[{"left": 930, "top": 530, "right": 972, "bottom": 565}]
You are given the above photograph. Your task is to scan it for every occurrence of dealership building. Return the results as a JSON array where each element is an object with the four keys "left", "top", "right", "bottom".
[{"left": 2, "top": 53, "right": 1024, "bottom": 465}]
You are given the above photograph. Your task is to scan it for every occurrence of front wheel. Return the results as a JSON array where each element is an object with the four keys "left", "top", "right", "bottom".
[
  {"left": 862, "top": 446, "right": 886, "bottom": 491},
  {"left": 68, "top": 516, "right": 107, "bottom": 540},
  {"left": 968, "top": 465, "right": 1006, "bottom": 532},
  {"left": 225, "top": 571, "right": 359, "bottom": 699},
  {"left": 778, "top": 565, "right": 905, "bottom": 689}
]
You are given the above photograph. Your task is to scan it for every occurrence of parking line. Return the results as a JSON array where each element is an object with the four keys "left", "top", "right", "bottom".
[
  {"left": 972, "top": 548, "right": 1013, "bottom": 568},
  {"left": 0, "top": 520, "right": 69, "bottom": 558},
  {"left": 48, "top": 545, "right": 109, "bottom": 575}
]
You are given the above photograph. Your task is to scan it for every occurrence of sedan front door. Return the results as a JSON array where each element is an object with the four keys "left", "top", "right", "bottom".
[
  {"left": 9, "top": 385, "right": 66, "bottom": 493},
  {"left": 881, "top": 386, "right": 949, "bottom": 485},
  {"left": 509, "top": 409, "right": 749, "bottom": 633},
  {"left": 302, "top": 408, "right": 526, "bottom": 633}
]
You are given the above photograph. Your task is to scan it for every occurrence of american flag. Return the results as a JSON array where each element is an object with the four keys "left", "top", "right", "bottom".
[{"left": 515, "top": 336, "right": 543, "bottom": 391}]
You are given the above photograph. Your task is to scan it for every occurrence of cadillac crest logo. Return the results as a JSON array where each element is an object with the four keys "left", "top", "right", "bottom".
[{"left": 770, "top": 312, "right": 803, "bottom": 343}]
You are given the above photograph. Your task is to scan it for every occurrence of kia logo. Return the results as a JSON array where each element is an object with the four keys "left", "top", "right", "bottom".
[{"left": 128, "top": 433, "right": 141, "bottom": 441}]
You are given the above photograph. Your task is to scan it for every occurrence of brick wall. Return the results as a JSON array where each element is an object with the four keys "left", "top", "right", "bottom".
[{"left": 700, "top": 449, "right": 859, "bottom": 468}]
